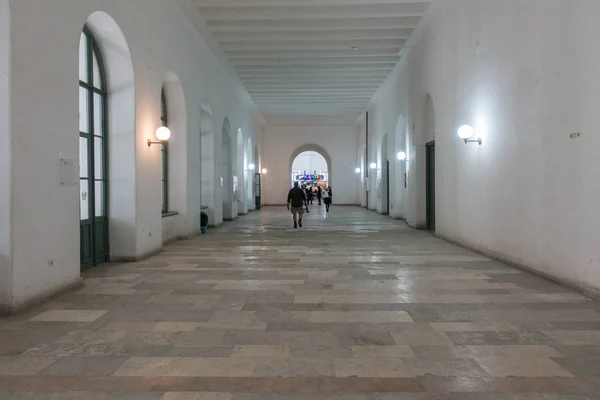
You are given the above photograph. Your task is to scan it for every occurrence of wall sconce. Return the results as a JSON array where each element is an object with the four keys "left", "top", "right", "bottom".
[
  {"left": 457, "top": 124, "right": 482, "bottom": 145},
  {"left": 355, "top": 167, "right": 362, "bottom": 174},
  {"left": 261, "top": 168, "right": 267, "bottom": 174},
  {"left": 397, "top": 151, "right": 407, "bottom": 161},
  {"left": 369, "top": 162, "right": 377, "bottom": 170},
  {"left": 247, "top": 163, "right": 255, "bottom": 171},
  {"left": 148, "top": 126, "right": 171, "bottom": 147}
]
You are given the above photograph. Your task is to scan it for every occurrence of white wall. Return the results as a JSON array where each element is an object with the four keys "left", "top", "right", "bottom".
[
  {"left": 262, "top": 124, "right": 358, "bottom": 205},
  {"left": 3, "top": 0, "right": 261, "bottom": 310},
  {"left": 0, "top": 0, "right": 11, "bottom": 307},
  {"left": 366, "top": 0, "right": 600, "bottom": 293}
]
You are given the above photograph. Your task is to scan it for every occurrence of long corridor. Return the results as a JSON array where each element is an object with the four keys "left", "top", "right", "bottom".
[{"left": 1, "top": 207, "right": 600, "bottom": 399}]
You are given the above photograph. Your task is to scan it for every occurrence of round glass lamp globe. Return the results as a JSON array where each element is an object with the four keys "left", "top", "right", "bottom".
[
  {"left": 156, "top": 126, "right": 171, "bottom": 141},
  {"left": 355, "top": 167, "right": 361, "bottom": 174},
  {"left": 369, "top": 162, "right": 377, "bottom": 170},
  {"left": 261, "top": 168, "right": 267, "bottom": 174},
  {"left": 397, "top": 151, "right": 407, "bottom": 161},
  {"left": 457, "top": 125, "right": 474, "bottom": 140},
  {"left": 248, "top": 163, "right": 255, "bottom": 171}
]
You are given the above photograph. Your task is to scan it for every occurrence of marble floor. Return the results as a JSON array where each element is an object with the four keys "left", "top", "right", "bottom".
[{"left": 1, "top": 206, "right": 600, "bottom": 399}]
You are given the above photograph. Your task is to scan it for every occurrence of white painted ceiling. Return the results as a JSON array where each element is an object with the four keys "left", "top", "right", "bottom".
[{"left": 191, "top": 0, "right": 432, "bottom": 120}]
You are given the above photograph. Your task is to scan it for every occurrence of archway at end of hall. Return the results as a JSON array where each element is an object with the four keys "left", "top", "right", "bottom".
[{"left": 289, "top": 145, "right": 332, "bottom": 207}]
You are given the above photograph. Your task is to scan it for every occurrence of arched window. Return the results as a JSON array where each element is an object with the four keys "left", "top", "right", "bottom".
[
  {"left": 161, "top": 87, "right": 168, "bottom": 213},
  {"left": 79, "top": 26, "right": 108, "bottom": 269}
]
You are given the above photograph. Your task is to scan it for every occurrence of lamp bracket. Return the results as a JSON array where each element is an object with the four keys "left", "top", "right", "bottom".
[
  {"left": 147, "top": 139, "right": 165, "bottom": 147},
  {"left": 464, "top": 137, "right": 483, "bottom": 145}
]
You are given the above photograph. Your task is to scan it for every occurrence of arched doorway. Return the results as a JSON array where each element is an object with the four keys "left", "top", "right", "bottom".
[
  {"left": 380, "top": 133, "right": 390, "bottom": 215},
  {"left": 424, "top": 94, "right": 436, "bottom": 232},
  {"left": 289, "top": 146, "right": 332, "bottom": 203},
  {"left": 200, "top": 103, "right": 215, "bottom": 225},
  {"left": 79, "top": 26, "right": 108, "bottom": 269},
  {"left": 82, "top": 12, "right": 135, "bottom": 263},
  {"left": 221, "top": 118, "right": 233, "bottom": 220},
  {"left": 393, "top": 115, "right": 408, "bottom": 219}
]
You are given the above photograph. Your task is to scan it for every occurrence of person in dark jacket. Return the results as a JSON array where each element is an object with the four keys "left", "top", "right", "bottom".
[{"left": 287, "top": 182, "right": 307, "bottom": 228}]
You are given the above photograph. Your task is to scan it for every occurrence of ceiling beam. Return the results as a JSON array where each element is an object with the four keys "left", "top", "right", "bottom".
[
  {"left": 235, "top": 64, "right": 397, "bottom": 72},
  {"left": 225, "top": 48, "right": 403, "bottom": 59},
  {"left": 194, "top": 0, "right": 431, "bottom": 6},
  {"left": 230, "top": 56, "right": 400, "bottom": 65},
  {"left": 206, "top": 17, "right": 422, "bottom": 32},
  {"left": 213, "top": 29, "right": 414, "bottom": 42},
  {"left": 220, "top": 39, "right": 407, "bottom": 52},
  {"left": 198, "top": 4, "right": 430, "bottom": 21}
]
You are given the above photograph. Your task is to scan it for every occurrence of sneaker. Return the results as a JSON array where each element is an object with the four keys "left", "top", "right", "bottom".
[{"left": 298, "top": 220, "right": 303, "bottom": 228}]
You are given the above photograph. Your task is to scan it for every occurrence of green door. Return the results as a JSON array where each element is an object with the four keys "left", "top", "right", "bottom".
[
  {"left": 426, "top": 141, "right": 436, "bottom": 232},
  {"left": 79, "top": 27, "right": 109, "bottom": 270}
]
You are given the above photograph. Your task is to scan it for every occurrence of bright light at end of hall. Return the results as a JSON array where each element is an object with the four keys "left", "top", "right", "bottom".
[
  {"left": 261, "top": 168, "right": 267, "bottom": 174},
  {"left": 369, "top": 162, "right": 377, "bottom": 170},
  {"left": 355, "top": 167, "right": 361, "bottom": 174},
  {"left": 457, "top": 125, "right": 474, "bottom": 140},
  {"left": 247, "top": 163, "right": 255, "bottom": 171},
  {"left": 397, "top": 151, "right": 407, "bottom": 161}
]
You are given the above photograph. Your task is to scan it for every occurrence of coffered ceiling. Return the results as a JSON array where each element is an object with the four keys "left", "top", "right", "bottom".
[{"left": 190, "top": 0, "right": 432, "bottom": 120}]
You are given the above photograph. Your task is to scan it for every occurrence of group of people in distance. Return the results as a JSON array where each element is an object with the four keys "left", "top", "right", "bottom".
[{"left": 286, "top": 182, "right": 333, "bottom": 229}]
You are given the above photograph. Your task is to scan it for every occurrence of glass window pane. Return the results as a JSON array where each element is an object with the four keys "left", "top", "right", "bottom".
[
  {"left": 79, "top": 33, "right": 88, "bottom": 83},
  {"left": 79, "top": 137, "right": 88, "bottom": 178},
  {"left": 80, "top": 180, "right": 89, "bottom": 220},
  {"left": 79, "top": 87, "right": 89, "bottom": 133},
  {"left": 92, "top": 51, "right": 102, "bottom": 89},
  {"left": 161, "top": 147, "right": 167, "bottom": 181},
  {"left": 95, "top": 181, "right": 105, "bottom": 217},
  {"left": 93, "top": 93, "right": 103, "bottom": 136},
  {"left": 94, "top": 137, "right": 104, "bottom": 178},
  {"left": 161, "top": 181, "right": 166, "bottom": 212}
]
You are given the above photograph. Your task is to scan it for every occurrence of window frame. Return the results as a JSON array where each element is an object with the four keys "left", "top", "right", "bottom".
[{"left": 160, "top": 87, "right": 169, "bottom": 214}]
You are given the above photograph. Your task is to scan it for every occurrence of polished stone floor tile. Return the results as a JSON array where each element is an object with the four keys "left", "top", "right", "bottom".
[
  {"left": 231, "top": 345, "right": 290, "bottom": 359},
  {"left": 333, "top": 358, "right": 412, "bottom": 378},
  {"left": 254, "top": 358, "right": 334, "bottom": 377},
  {"left": 2, "top": 207, "right": 600, "bottom": 397},
  {"left": 0, "top": 356, "right": 56, "bottom": 375},
  {"left": 40, "top": 356, "right": 128, "bottom": 376},
  {"left": 544, "top": 330, "right": 600, "bottom": 345},
  {"left": 29, "top": 310, "right": 108, "bottom": 322},
  {"left": 475, "top": 356, "right": 573, "bottom": 377},
  {"left": 350, "top": 345, "right": 415, "bottom": 358},
  {"left": 113, "top": 357, "right": 257, "bottom": 377}
]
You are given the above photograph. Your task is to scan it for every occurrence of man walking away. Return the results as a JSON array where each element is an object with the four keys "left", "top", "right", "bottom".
[{"left": 287, "top": 182, "right": 307, "bottom": 228}]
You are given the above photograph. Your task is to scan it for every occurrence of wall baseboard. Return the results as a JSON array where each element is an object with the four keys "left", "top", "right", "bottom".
[
  {"left": 111, "top": 247, "right": 163, "bottom": 263},
  {"left": 0, "top": 277, "right": 84, "bottom": 316},
  {"left": 437, "top": 233, "right": 600, "bottom": 300}
]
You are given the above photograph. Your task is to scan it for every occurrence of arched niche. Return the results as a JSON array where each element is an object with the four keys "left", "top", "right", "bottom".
[
  {"left": 393, "top": 115, "right": 408, "bottom": 219},
  {"left": 221, "top": 118, "right": 234, "bottom": 220},
  {"left": 200, "top": 102, "right": 217, "bottom": 226},
  {"left": 160, "top": 71, "right": 188, "bottom": 240},
  {"left": 408, "top": 93, "right": 436, "bottom": 230},
  {"left": 236, "top": 128, "right": 246, "bottom": 215}
]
